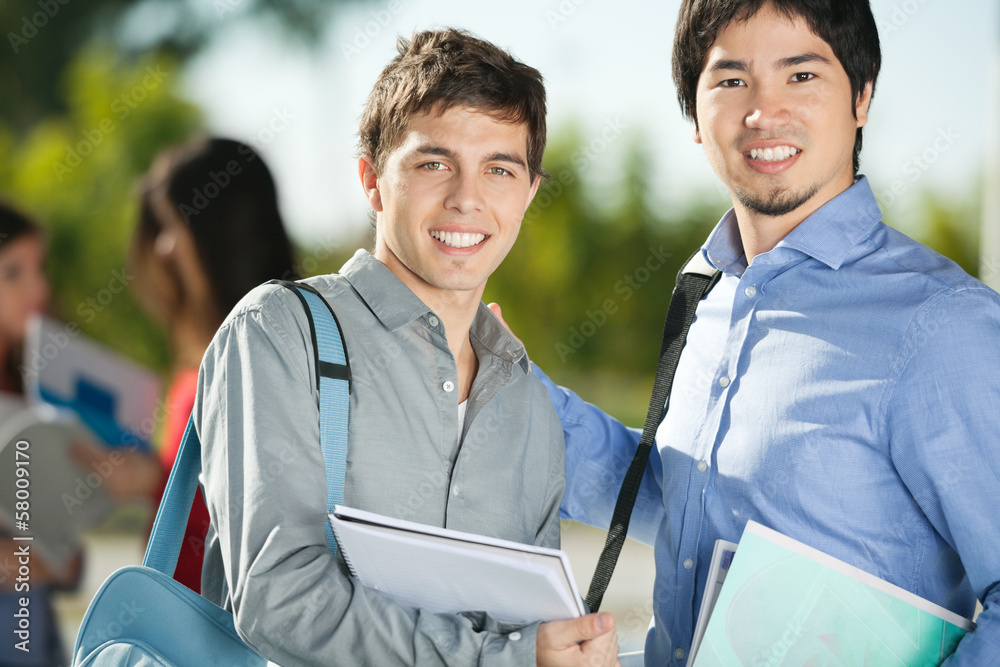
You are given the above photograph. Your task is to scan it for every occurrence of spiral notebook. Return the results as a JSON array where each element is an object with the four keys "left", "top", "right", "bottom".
[{"left": 329, "top": 505, "right": 586, "bottom": 624}]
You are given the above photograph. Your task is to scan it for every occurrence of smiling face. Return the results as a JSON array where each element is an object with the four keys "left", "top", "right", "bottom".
[
  {"left": 0, "top": 233, "right": 49, "bottom": 345},
  {"left": 361, "top": 105, "right": 540, "bottom": 308},
  {"left": 694, "top": 3, "right": 872, "bottom": 231}
]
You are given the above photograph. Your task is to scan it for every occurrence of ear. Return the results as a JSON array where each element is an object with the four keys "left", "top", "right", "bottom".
[
  {"left": 855, "top": 81, "right": 874, "bottom": 128},
  {"left": 358, "top": 156, "right": 383, "bottom": 212},
  {"left": 693, "top": 126, "right": 702, "bottom": 144},
  {"left": 526, "top": 174, "right": 542, "bottom": 208}
]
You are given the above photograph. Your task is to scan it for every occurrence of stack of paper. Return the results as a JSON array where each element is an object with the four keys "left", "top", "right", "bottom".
[
  {"left": 691, "top": 521, "right": 973, "bottom": 666},
  {"left": 329, "top": 505, "right": 586, "bottom": 624}
]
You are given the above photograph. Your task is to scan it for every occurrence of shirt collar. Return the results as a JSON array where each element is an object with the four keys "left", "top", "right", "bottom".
[
  {"left": 704, "top": 176, "right": 884, "bottom": 274},
  {"left": 340, "top": 249, "right": 528, "bottom": 371},
  {"left": 340, "top": 249, "right": 430, "bottom": 331}
]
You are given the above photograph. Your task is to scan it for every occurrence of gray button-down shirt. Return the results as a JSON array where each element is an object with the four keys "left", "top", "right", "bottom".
[{"left": 194, "top": 250, "right": 566, "bottom": 666}]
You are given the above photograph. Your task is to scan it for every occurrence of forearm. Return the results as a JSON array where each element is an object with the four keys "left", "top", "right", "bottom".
[{"left": 532, "top": 365, "right": 662, "bottom": 544}]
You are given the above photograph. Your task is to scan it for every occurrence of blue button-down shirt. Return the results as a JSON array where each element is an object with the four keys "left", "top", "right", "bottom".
[{"left": 537, "top": 177, "right": 1000, "bottom": 665}]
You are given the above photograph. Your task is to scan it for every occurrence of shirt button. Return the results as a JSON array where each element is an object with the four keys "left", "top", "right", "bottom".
[
  {"left": 509, "top": 632, "right": 522, "bottom": 642},
  {"left": 718, "top": 376, "right": 730, "bottom": 388},
  {"left": 745, "top": 285, "right": 757, "bottom": 298},
  {"left": 683, "top": 558, "right": 694, "bottom": 570},
  {"left": 675, "top": 648, "right": 686, "bottom": 660},
  {"left": 428, "top": 315, "right": 439, "bottom": 327},
  {"left": 452, "top": 485, "right": 460, "bottom": 496},
  {"left": 697, "top": 461, "right": 708, "bottom": 472},
  {"left": 443, "top": 381, "right": 455, "bottom": 392}
]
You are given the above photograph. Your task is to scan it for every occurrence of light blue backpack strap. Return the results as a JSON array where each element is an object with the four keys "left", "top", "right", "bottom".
[
  {"left": 144, "top": 415, "right": 200, "bottom": 574},
  {"left": 269, "top": 280, "right": 351, "bottom": 554},
  {"left": 143, "top": 280, "right": 351, "bottom": 574}
]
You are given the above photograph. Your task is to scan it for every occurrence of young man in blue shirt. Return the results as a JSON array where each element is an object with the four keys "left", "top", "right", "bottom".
[{"left": 527, "top": 1, "right": 1000, "bottom": 664}]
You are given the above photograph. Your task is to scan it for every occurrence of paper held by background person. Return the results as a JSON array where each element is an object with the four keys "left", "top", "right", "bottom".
[
  {"left": 692, "top": 521, "right": 974, "bottom": 667},
  {"left": 0, "top": 395, "right": 115, "bottom": 576},
  {"left": 329, "top": 505, "right": 586, "bottom": 624},
  {"left": 22, "top": 315, "right": 162, "bottom": 451}
]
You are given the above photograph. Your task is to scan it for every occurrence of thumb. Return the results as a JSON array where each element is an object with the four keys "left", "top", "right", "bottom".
[
  {"left": 487, "top": 302, "right": 508, "bottom": 330},
  {"left": 555, "top": 613, "right": 616, "bottom": 646},
  {"left": 486, "top": 302, "right": 523, "bottom": 346}
]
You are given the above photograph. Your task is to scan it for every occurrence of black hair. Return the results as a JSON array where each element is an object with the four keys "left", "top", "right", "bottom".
[{"left": 672, "top": 0, "right": 881, "bottom": 173}]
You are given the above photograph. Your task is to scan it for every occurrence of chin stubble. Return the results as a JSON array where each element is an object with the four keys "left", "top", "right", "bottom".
[{"left": 734, "top": 183, "right": 820, "bottom": 217}]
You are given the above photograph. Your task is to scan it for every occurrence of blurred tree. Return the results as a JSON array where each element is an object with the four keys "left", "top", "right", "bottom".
[
  {"left": 0, "top": 47, "right": 202, "bottom": 372},
  {"left": 906, "top": 193, "right": 981, "bottom": 278},
  {"left": 1, "top": 0, "right": 367, "bottom": 135}
]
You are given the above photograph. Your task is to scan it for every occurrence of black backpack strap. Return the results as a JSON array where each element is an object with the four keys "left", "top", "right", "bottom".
[{"left": 585, "top": 250, "right": 721, "bottom": 612}]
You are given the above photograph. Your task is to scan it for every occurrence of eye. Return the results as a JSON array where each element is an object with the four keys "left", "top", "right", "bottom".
[
  {"left": 422, "top": 162, "right": 444, "bottom": 171},
  {"left": 488, "top": 166, "right": 511, "bottom": 177},
  {"left": 719, "top": 78, "right": 746, "bottom": 88},
  {"left": 790, "top": 72, "right": 815, "bottom": 83}
]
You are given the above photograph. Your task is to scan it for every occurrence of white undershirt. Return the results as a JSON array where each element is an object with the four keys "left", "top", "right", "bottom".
[{"left": 458, "top": 399, "right": 468, "bottom": 439}]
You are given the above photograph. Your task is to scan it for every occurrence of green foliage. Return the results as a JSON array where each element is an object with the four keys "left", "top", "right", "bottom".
[
  {"left": 1, "top": 0, "right": 362, "bottom": 136},
  {"left": 0, "top": 47, "right": 202, "bottom": 374},
  {"left": 898, "top": 193, "right": 981, "bottom": 278}
]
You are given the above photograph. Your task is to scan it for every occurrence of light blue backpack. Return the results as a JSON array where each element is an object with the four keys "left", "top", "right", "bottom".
[{"left": 72, "top": 281, "right": 350, "bottom": 666}]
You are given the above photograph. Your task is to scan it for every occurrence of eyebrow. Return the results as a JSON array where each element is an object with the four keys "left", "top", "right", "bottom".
[
  {"left": 776, "top": 52, "right": 831, "bottom": 68},
  {"left": 709, "top": 59, "right": 749, "bottom": 73},
  {"left": 708, "top": 52, "right": 831, "bottom": 73},
  {"left": 414, "top": 145, "right": 528, "bottom": 169}
]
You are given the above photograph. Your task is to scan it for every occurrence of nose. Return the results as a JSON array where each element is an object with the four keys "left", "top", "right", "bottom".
[
  {"left": 745, "top": 82, "right": 791, "bottom": 132},
  {"left": 443, "top": 169, "right": 484, "bottom": 214}
]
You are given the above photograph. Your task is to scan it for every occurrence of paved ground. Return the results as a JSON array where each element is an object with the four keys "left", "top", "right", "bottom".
[{"left": 56, "top": 520, "right": 656, "bottom": 660}]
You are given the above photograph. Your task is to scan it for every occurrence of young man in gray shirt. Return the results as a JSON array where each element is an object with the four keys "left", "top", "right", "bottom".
[{"left": 194, "top": 29, "right": 619, "bottom": 666}]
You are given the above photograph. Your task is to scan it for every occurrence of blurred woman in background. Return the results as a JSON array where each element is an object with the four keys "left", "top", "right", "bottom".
[
  {"left": 0, "top": 204, "right": 49, "bottom": 394},
  {"left": 0, "top": 201, "right": 72, "bottom": 666},
  {"left": 75, "top": 137, "right": 298, "bottom": 592}
]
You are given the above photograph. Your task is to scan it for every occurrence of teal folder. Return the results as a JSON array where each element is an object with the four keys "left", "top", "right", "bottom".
[{"left": 693, "top": 521, "right": 974, "bottom": 666}]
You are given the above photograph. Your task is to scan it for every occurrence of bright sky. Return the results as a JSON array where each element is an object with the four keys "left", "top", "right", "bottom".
[{"left": 183, "top": 0, "right": 1000, "bottom": 246}]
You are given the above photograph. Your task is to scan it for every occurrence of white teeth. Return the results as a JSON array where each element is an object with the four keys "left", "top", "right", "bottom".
[
  {"left": 430, "top": 230, "right": 487, "bottom": 248},
  {"left": 749, "top": 146, "right": 800, "bottom": 162}
]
